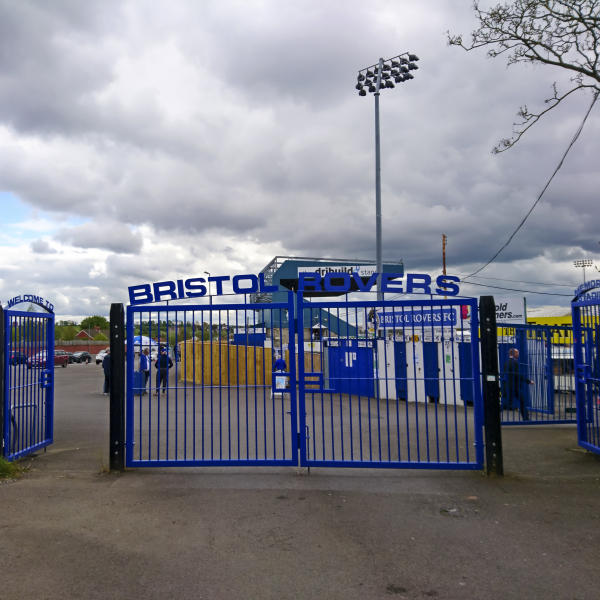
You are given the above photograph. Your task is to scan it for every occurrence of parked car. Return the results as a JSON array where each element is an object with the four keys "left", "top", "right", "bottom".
[
  {"left": 96, "top": 349, "right": 108, "bottom": 365},
  {"left": 28, "top": 350, "right": 69, "bottom": 369},
  {"left": 9, "top": 350, "right": 28, "bottom": 366},
  {"left": 72, "top": 351, "right": 92, "bottom": 364},
  {"left": 66, "top": 352, "right": 78, "bottom": 364}
]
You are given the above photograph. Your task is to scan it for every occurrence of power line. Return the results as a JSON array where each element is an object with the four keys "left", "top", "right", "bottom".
[
  {"left": 464, "top": 90, "right": 599, "bottom": 281},
  {"left": 459, "top": 274, "right": 575, "bottom": 288},
  {"left": 462, "top": 280, "right": 573, "bottom": 296}
]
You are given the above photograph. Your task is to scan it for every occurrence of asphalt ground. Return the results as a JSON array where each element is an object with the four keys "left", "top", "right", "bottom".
[{"left": 1, "top": 363, "right": 600, "bottom": 600}]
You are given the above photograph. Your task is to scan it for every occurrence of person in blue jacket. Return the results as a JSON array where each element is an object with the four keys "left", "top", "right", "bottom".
[
  {"left": 274, "top": 354, "right": 286, "bottom": 372},
  {"left": 154, "top": 347, "right": 173, "bottom": 396},
  {"left": 140, "top": 348, "right": 150, "bottom": 395}
]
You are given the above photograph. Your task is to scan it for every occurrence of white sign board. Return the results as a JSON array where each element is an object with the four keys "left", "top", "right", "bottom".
[
  {"left": 495, "top": 298, "right": 526, "bottom": 325},
  {"left": 298, "top": 265, "right": 376, "bottom": 277}
]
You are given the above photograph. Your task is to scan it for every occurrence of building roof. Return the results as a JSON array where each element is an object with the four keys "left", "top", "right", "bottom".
[{"left": 527, "top": 307, "right": 571, "bottom": 318}]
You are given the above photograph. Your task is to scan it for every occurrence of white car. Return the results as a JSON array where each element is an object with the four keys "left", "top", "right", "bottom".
[{"left": 96, "top": 349, "right": 108, "bottom": 365}]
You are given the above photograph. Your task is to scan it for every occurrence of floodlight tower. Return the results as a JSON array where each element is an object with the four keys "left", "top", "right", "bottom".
[
  {"left": 356, "top": 52, "right": 419, "bottom": 300},
  {"left": 574, "top": 259, "right": 593, "bottom": 283}
]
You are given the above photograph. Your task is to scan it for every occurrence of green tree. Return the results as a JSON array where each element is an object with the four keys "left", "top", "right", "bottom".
[
  {"left": 80, "top": 316, "right": 109, "bottom": 329},
  {"left": 448, "top": 0, "right": 600, "bottom": 152},
  {"left": 56, "top": 325, "right": 78, "bottom": 341},
  {"left": 93, "top": 332, "right": 109, "bottom": 341}
]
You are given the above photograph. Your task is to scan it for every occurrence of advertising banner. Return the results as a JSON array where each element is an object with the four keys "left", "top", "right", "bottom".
[{"left": 495, "top": 298, "right": 526, "bottom": 325}]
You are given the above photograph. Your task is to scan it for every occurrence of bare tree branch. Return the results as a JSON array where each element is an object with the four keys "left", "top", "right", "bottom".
[{"left": 448, "top": 0, "right": 600, "bottom": 151}]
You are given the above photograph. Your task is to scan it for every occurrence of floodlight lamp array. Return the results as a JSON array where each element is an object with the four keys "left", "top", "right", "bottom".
[
  {"left": 574, "top": 260, "right": 593, "bottom": 267},
  {"left": 356, "top": 52, "right": 419, "bottom": 96}
]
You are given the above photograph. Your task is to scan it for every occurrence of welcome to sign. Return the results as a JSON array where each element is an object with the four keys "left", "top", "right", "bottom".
[{"left": 5, "top": 294, "right": 54, "bottom": 313}]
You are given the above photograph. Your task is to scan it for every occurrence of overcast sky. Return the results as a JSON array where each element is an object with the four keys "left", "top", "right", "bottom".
[{"left": 0, "top": 0, "right": 598, "bottom": 318}]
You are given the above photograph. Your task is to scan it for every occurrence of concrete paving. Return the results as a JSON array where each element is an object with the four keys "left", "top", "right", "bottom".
[{"left": 1, "top": 363, "right": 600, "bottom": 600}]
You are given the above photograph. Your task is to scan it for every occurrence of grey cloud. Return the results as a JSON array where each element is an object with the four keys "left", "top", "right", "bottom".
[
  {"left": 55, "top": 221, "right": 142, "bottom": 254},
  {"left": 0, "top": 0, "right": 597, "bottom": 314},
  {"left": 31, "top": 239, "right": 57, "bottom": 254}
]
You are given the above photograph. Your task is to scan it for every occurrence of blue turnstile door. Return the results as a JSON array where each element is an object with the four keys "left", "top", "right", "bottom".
[
  {"left": 394, "top": 341, "right": 408, "bottom": 400},
  {"left": 423, "top": 342, "right": 440, "bottom": 400}
]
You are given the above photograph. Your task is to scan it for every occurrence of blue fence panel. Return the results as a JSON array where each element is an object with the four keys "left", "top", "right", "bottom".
[
  {"left": 572, "top": 300, "right": 600, "bottom": 455},
  {"left": 3, "top": 309, "right": 54, "bottom": 461},
  {"left": 500, "top": 324, "right": 576, "bottom": 425},
  {"left": 126, "top": 292, "right": 297, "bottom": 467},
  {"left": 297, "top": 295, "right": 484, "bottom": 470}
]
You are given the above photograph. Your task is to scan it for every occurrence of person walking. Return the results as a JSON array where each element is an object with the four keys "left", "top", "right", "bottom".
[
  {"left": 102, "top": 348, "right": 111, "bottom": 396},
  {"left": 140, "top": 348, "right": 150, "bottom": 395},
  {"left": 502, "top": 348, "right": 534, "bottom": 421},
  {"left": 154, "top": 347, "right": 173, "bottom": 396}
]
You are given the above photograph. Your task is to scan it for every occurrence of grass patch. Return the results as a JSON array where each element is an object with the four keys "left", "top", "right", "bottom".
[{"left": 0, "top": 456, "right": 29, "bottom": 480}]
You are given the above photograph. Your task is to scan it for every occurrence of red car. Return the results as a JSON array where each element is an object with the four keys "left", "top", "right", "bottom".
[{"left": 27, "top": 350, "right": 69, "bottom": 369}]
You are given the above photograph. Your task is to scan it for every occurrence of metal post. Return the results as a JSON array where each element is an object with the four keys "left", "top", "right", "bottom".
[
  {"left": 479, "top": 296, "right": 504, "bottom": 476},
  {"left": 375, "top": 57, "right": 384, "bottom": 301},
  {"left": 109, "top": 303, "right": 125, "bottom": 471},
  {"left": 0, "top": 306, "right": 5, "bottom": 458}
]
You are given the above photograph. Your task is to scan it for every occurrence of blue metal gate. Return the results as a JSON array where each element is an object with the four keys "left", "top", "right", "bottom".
[
  {"left": 3, "top": 309, "right": 55, "bottom": 461},
  {"left": 125, "top": 293, "right": 297, "bottom": 467},
  {"left": 572, "top": 299, "right": 600, "bottom": 455},
  {"left": 297, "top": 294, "right": 484, "bottom": 470},
  {"left": 499, "top": 324, "right": 576, "bottom": 425}
]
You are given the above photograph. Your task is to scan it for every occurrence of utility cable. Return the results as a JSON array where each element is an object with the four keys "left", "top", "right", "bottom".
[
  {"left": 458, "top": 274, "right": 575, "bottom": 288},
  {"left": 461, "top": 280, "right": 573, "bottom": 296},
  {"left": 463, "top": 90, "right": 599, "bottom": 281}
]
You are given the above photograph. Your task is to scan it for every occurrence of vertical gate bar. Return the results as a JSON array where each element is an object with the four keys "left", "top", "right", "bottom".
[
  {"left": 139, "top": 312, "right": 143, "bottom": 462},
  {"left": 274, "top": 308, "right": 279, "bottom": 460},
  {"left": 383, "top": 307, "right": 391, "bottom": 461},
  {"left": 219, "top": 309, "right": 223, "bottom": 461},
  {"left": 244, "top": 307, "right": 250, "bottom": 460},
  {"left": 422, "top": 306, "right": 431, "bottom": 463},
  {"left": 367, "top": 304, "right": 374, "bottom": 461},
  {"left": 157, "top": 310, "right": 162, "bottom": 461},
  {"left": 350, "top": 307, "right": 358, "bottom": 461},
  {"left": 359, "top": 306, "right": 366, "bottom": 462},
  {"left": 311, "top": 307, "right": 317, "bottom": 461},
  {"left": 47, "top": 314, "right": 55, "bottom": 445},
  {"left": 109, "top": 303, "right": 125, "bottom": 471},
  {"left": 228, "top": 309, "right": 232, "bottom": 460},
  {"left": 191, "top": 312, "right": 196, "bottom": 460},
  {"left": 433, "top": 304, "right": 441, "bottom": 463},
  {"left": 294, "top": 291, "right": 303, "bottom": 466},
  {"left": 166, "top": 311, "right": 171, "bottom": 460},
  {"left": 209, "top": 307, "right": 213, "bottom": 460},
  {"left": 573, "top": 303, "right": 586, "bottom": 444},
  {"left": 0, "top": 306, "right": 5, "bottom": 458},
  {"left": 201, "top": 310, "right": 205, "bottom": 460},
  {"left": 479, "top": 296, "right": 503, "bottom": 475},
  {"left": 393, "top": 307, "right": 401, "bottom": 463},
  {"left": 410, "top": 307, "right": 419, "bottom": 462},
  {"left": 272, "top": 308, "right": 277, "bottom": 459},
  {"left": 471, "top": 300, "right": 484, "bottom": 466},
  {"left": 147, "top": 314, "right": 152, "bottom": 460},
  {"left": 446, "top": 311, "right": 456, "bottom": 463},
  {"left": 338, "top": 307, "right": 342, "bottom": 460},
  {"left": 235, "top": 310, "right": 240, "bottom": 459}
]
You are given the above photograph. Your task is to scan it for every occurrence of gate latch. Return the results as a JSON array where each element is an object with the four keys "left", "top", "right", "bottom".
[
  {"left": 576, "top": 364, "right": 590, "bottom": 384},
  {"left": 40, "top": 369, "right": 52, "bottom": 389}
]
